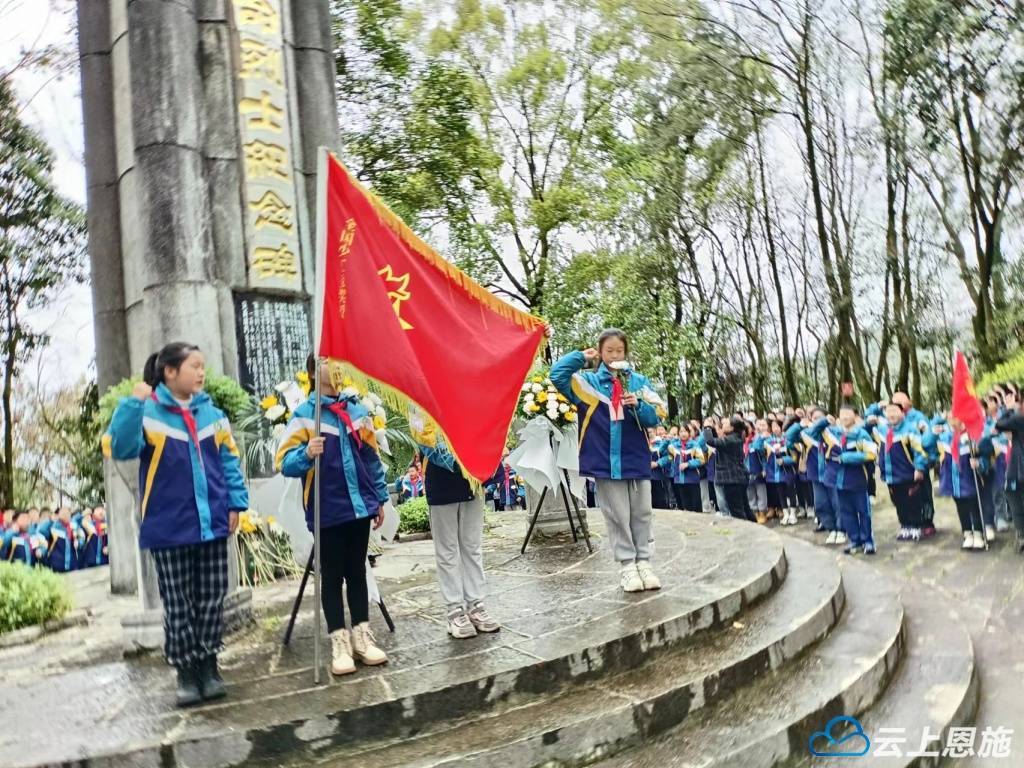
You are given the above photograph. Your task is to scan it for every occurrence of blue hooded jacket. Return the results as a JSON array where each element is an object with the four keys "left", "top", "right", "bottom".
[
  {"left": 551, "top": 352, "right": 660, "bottom": 480},
  {"left": 936, "top": 427, "right": 993, "bottom": 499},
  {"left": 810, "top": 418, "right": 877, "bottom": 492},
  {"left": 866, "top": 414, "right": 932, "bottom": 486},
  {"left": 108, "top": 384, "right": 249, "bottom": 550},
  {"left": 276, "top": 392, "right": 389, "bottom": 531}
]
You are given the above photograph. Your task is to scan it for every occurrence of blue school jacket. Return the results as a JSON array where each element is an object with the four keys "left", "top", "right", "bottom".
[
  {"left": 673, "top": 437, "right": 706, "bottom": 485},
  {"left": 276, "top": 393, "right": 389, "bottom": 531},
  {"left": 936, "top": 428, "right": 993, "bottom": 499},
  {"left": 867, "top": 417, "right": 932, "bottom": 486},
  {"left": 2, "top": 531, "right": 45, "bottom": 566},
  {"left": 40, "top": 519, "right": 83, "bottom": 572},
  {"left": 81, "top": 519, "right": 109, "bottom": 567},
  {"left": 811, "top": 420, "right": 877, "bottom": 492},
  {"left": 745, "top": 435, "right": 767, "bottom": 478},
  {"left": 551, "top": 352, "right": 660, "bottom": 480},
  {"left": 107, "top": 384, "right": 249, "bottom": 550}
]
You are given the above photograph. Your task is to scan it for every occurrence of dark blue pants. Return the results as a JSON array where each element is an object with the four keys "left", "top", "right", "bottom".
[
  {"left": 839, "top": 489, "right": 873, "bottom": 547},
  {"left": 813, "top": 481, "right": 840, "bottom": 531}
]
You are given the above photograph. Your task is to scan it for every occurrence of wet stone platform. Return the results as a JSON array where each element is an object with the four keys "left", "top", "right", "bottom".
[{"left": 0, "top": 513, "right": 786, "bottom": 768}]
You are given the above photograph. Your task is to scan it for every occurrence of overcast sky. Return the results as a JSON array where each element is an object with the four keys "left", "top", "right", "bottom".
[{"left": 3, "top": 0, "right": 94, "bottom": 392}]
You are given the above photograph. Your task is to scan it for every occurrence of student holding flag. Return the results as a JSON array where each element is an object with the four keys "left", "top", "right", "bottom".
[
  {"left": 948, "top": 350, "right": 996, "bottom": 546},
  {"left": 276, "top": 357, "right": 390, "bottom": 675}
]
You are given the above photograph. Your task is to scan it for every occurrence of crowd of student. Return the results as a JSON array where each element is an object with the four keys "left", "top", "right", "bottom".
[
  {"left": 90, "top": 330, "right": 1024, "bottom": 710},
  {"left": 647, "top": 384, "right": 1024, "bottom": 556},
  {"left": 0, "top": 505, "right": 108, "bottom": 571}
]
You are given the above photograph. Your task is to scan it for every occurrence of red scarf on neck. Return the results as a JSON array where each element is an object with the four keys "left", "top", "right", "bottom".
[
  {"left": 155, "top": 392, "right": 204, "bottom": 469},
  {"left": 326, "top": 400, "right": 362, "bottom": 448}
]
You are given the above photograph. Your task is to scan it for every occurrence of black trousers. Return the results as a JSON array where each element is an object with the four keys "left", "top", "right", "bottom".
[
  {"left": 320, "top": 517, "right": 372, "bottom": 633},
  {"left": 675, "top": 483, "right": 701, "bottom": 512},
  {"left": 723, "top": 483, "right": 753, "bottom": 521},
  {"left": 651, "top": 478, "right": 673, "bottom": 510},
  {"left": 921, "top": 474, "right": 935, "bottom": 526},
  {"left": 1005, "top": 487, "right": 1024, "bottom": 535},
  {"left": 888, "top": 481, "right": 924, "bottom": 529},
  {"left": 152, "top": 538, "right": 229, "bottom": 669},
  {"left": 954, "top": 496, "right": 984, "bottom": 534}
]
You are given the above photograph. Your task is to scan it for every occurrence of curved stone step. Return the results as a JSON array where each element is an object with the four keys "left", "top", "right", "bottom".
[
  {"left": 301, "top": 535, "right": 845, "bottom": 768},
  {"left": 786, "top": 584, "right": 979, "bottom": 768},
  {"left": 0, "top": 515, "right": 786, "bottom": 768},
  {"left": 597, "top": 552, "right": 914, "bottom": 768}
]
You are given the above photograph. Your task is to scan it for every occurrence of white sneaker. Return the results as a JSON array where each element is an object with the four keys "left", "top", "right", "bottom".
[
  {"left": 835, "top": 532, "right": 848, "bottom": 545},
  {"left": 636, "top": 561, "right": 661, "bottom": 590},
  {"left": 996, "top": 518, "right": 1010, "bottom": 533},
  {"left": 972, "top": 531, "right": 987, "bottom": 550},
  {"left": 330, "top": 629, "right": 356, "bottom": 676},
  {"left": 467, "top": 604, "right": 501, "bottom": 633},
  {"left": 447, "top": 609, "right": 478, "bottom": 639},
  {"left": 908, "top": 528, "right": 922, "bottom": 541},
  {"left": 620, "top": 564, "right": 645, "bottom": 593},
  {"left": 985, "top": 525, "right": 996, "bottom": 542},
  {"left": 825, "top": 531, "right": 838, "bottom": 545},
  {"left": 351, "top": 622, "right": 388, "bottom": 666},
  {"left": 962, "top": 532, "right": 973, "bottom": 550}
]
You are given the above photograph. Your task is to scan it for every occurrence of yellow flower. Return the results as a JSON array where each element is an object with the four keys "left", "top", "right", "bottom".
[
  {"left": 556, "top": 393, "right": 568, "bottom": 403},
  {"left": 528, "top": 403, "right": 541, "bottom": 413},
  {"left": 296, "top": 370, "right": 309, "bottom": 383},
  {"left": 373, "top": 414, "right": 386, "bottom": 430},
  {"left": 565, "top": 411, "right": 577, "bottom": 422},
  {"left": 537, "top": 391, "right": 549, "bottom": 403},
  {"left": 531, "top": 376, "right": 543, "bottom": 383},
  {"left": 260, "top": 394, "right": 279, "bottom": 410},
  {"left": 266, "top": 515, "right": 277, "bottom": 526}
]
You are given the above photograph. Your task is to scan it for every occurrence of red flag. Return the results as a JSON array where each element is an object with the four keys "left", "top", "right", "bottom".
[
  {"left": 951, "top": 350, "right": 985, "bottom": 442},
  {"left": 314, "top": 151, "right": 546, "bottom": 482}
]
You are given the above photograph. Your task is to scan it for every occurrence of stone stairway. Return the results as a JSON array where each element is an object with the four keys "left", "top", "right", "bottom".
[
  {"left": 1, "top": 514, "right": 977, "bottom": 768},
  {"left": 301, "top": 520, "right": 977, "bottom": 768}
]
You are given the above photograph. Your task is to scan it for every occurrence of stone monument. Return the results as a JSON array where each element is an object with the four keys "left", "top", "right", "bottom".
[{"left": 76, "top": 0, "right": 339, "bottom": 647}]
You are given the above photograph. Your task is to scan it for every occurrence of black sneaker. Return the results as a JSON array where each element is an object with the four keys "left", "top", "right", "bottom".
[
  {"left": 198, "top": 655, "right": 227, "bottom": 701},
  {"left": 175, "top": 666, "right": 202, "bottom": 708}
]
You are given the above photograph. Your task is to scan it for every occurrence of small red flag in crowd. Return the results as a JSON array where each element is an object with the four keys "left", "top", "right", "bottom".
[
  {"left": 314, "top": 150, "right": 546, "bottom": 482},
  {"left": 951, "top": 349, "right": 986, "bottom": 442}
]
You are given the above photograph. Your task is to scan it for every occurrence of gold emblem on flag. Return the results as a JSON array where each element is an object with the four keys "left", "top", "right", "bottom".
[{"left": 378, "top": 265, "right": 414, "bottom": 331}]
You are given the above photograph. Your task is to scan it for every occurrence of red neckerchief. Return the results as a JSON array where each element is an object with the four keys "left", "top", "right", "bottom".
[
  {"left": 841, "top": 433, "right": 848, "bottom": 450},
  {"left": 154, "top": 392, "right": 204, "bottom": 469},
  {"left": 503, "top": 464, "right": 511, "bottom": 496},
  {"left": 886, "top": 424, "right": 895, "bottom": 452},
  {"left": 326, "top": 400, "right": 362, "bottom": 448},
  {"left": 610, "top": 376, "right": 624, "bottom": 421},
  {"left": 952, "top": 429, "right": 962, "bottom": 462}
]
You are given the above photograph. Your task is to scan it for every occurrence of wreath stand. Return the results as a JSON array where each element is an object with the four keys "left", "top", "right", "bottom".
[{"left": 521, "top": 466, "right": 594, "bottom": 554}]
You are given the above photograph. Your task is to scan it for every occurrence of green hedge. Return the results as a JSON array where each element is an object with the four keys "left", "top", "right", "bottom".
[
  {"left": 0, "top": 563, "right": 72, "bottom": 635},
  {"left": 978, "top": 351, "right": 1024, "bottom": 394},
  {"left": 397, "top": 497, "right": 431, "bottom": 534}
]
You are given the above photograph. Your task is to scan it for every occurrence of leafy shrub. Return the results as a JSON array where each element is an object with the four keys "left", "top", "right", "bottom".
[
  {"left": 978, "top": 351, "right": 1024, "bottom": 394},
  {"left": 0, "top": 563, "right": 72, "bottom": 634},
  {"left": 397, "top": 497, "right": 431, "bottom": 534},
  {"left": 98, "top": 373, "right": 250, "bottom": 430}
]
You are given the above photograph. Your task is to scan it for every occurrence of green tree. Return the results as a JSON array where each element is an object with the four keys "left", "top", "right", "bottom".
[
  {"left": 0, "top": 77, "right": 86, "bottom": 507},
  {"left": 885, "top": 0, "right": 1024, "bottom": 367}
]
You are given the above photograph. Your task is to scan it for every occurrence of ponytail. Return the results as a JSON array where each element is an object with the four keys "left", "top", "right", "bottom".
[{"left": 143, "top": 342, "right": 200, "bottom": 388}]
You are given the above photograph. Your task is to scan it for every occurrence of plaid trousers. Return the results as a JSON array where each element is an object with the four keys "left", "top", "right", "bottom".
[{"left": 151, "top": 538, "right": 229, "bottom": 669}]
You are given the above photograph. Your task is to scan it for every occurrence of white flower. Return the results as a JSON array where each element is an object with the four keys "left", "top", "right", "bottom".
[
  {"left": 523, "top": 404, "right": 533, "bottom": 415},
  {"left": 559, "top": 403, "right": 570, "bottom": 413},
  {"left": 368, "top": 393, "right": 383, "bottom": 407},
  {"left": 272, "top": 423, "right": 286, "bottom": 438},
  {"left": 274, "top": 380, "right": 293, "bottom": 393},
  {"left": 375, "top": 406, "right": 386, "bottom": 421},
  {"left": 524, "top": 393, "right": 535, "bottom": 403},
  {"left": 521, "top": 382, "right": 532, "bottom": 392},
  {"left": 360, "top": 396, "right": 375, "bottom": 412},
  {"left": 264, "top": 404, "right": 286, "bottom": 421},
  {"left": 531, "top": 383, "right": 543, "bottom": 393},
  {"left": 609, "top": 360, "right": 631, "bottom": 371},
  {"left": 341, "top": 386, "right": 360, "bottom": 399}
]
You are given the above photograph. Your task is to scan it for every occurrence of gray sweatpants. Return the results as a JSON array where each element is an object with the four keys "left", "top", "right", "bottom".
[
  {"left": 429, "top": 497, "right": 486, "bottom": 612},
  {"left": 595, "top": 478, "right": 653, "bottom": 564},
  {"left": 747, "top": 481, "right": 767, "bottom": 513}
]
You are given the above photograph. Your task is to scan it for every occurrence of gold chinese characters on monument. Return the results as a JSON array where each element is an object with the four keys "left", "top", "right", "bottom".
[{"left": 232, "top": 0, "right": 301, "bottom": 289}]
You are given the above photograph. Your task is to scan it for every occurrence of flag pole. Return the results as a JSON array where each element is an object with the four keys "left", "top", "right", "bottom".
[
  {"left": 312, "top": 147, "right": 330, "bottom": 684},
  {"left": 970, "top": 443, "right": 990, "bottom": 551}
]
